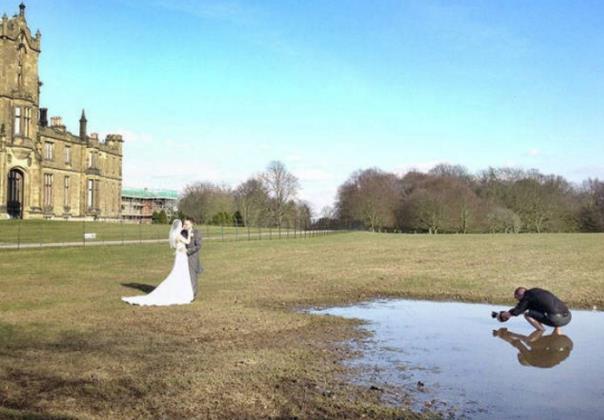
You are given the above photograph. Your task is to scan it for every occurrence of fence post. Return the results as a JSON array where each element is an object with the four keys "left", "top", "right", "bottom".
[
  {"left": 139, "top": 221, "right": 142, "bottom": 244},
  {"left": 17, "top": 219, "right": 22, "bottom": 250},
  {"left": 235, "top": 220, "right": 238, "bottom": 241},
  {"left": 121, "top": 218, "right": 125, "bottom": 245},
  {"left": 36, "top": 220, "right": 40, "bottom": 247},
  {"left": 269, "top": 226, "right": 272, "bottom": 240},
  {"left": 247, "top": 223, "right": 251, "bottom": 241},
  {"left": 221, "top": 223, "right": 224, "bottom": 241},
  {"left": 83, "top": 219, "right": 86, "bottom": 247}
]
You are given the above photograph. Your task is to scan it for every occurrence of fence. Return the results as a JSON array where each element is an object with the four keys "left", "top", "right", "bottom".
[{"left": 0, "top": 219, "right": 338, "bottom": 250}]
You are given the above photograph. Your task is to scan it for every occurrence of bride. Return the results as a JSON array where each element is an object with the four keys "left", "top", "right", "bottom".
[{"left": 122, "top": 219, "right": 194, "bottom": 306}]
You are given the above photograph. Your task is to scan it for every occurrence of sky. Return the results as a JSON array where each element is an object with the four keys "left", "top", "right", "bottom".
[{"left": 12, "top": 0, "right": 604, "bottom": 213}]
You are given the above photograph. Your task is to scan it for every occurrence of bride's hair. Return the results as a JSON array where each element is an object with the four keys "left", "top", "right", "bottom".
[{"left": 169, "top": 219, "right": 183, "bottom": 249}]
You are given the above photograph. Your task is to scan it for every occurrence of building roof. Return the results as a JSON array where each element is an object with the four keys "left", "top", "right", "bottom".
[{"left": 122, "top": 188, "right": 179, "bottom": 200}]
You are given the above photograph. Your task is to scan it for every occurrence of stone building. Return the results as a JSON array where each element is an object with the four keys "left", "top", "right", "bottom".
[
  {"left": 0, "top": 3, "right": 123, "bottom": 220},
  {"left": 121, "top": 188, "right": 179, "bottom": 223}
]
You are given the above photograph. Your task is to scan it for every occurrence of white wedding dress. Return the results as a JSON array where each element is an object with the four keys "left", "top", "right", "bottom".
[{"left": 122, "top": 220, "right": 194, "bottom": 306}]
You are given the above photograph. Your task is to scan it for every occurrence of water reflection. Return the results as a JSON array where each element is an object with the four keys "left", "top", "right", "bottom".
[
  {"left": 493, "top": 328, "right": 574, "bottom": 368},
  {"left": 313, "top": 299, "right": 604, "bottom": 419}
]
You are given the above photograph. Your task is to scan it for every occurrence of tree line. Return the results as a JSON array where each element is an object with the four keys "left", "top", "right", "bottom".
[
  {"left": 178, "top": 161, "right": 312, "bottom": 229},
  {"left": 331, "top": 164, "right": 604, "bottom": 233}
]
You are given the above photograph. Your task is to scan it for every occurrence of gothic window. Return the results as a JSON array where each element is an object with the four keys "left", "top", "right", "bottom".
[
  {"left": 17, "top": 37, "right": 26, "bottom": 88},
  {"left": 95, "top": 181, "right": 100, "bottom": 209},
  {"left": 44, "top": 173, "right": 54, "bottom": 207},
  {"left": 65, "top": 146, "right": 71, "bottom": 165},
  {"left": 87, "top": 179, "right": 96, "bottom": 209},
  {"left": 88, "top": 151, "right": 97, "bottom": 169},
  {"left": 24, "top": 108, "right": 31, "bottom": 137},
  {"left": 44, "top": 142, "right": 54, "bottom": 160},
  {"left": 14, "top": 107, "right": 22, "bottom": 135},
  {"left": 64, "top": 176, "right": 70, "bottom": 207}
]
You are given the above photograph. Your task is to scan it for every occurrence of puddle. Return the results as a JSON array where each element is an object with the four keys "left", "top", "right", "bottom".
[{"left": 313, "top": 299, "right": 604, "bottom": 419}]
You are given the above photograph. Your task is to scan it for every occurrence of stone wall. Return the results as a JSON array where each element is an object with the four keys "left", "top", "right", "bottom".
[{"left": 0, "top": 3, "right": 123, "bottom": 220}]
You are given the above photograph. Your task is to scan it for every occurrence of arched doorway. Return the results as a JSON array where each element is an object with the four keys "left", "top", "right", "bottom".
[{"left": 7, "top": 169, "right": 24, "bottom": 219}]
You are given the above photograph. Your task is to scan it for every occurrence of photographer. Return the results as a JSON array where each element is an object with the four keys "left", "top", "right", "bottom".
[{"left": 497, "top": 287, "right": 572, "bottom": 333}]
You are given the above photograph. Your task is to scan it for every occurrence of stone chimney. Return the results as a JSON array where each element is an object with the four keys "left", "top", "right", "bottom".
[
  {"left": 19, "top": 2, "right": 25, "bottom": 17},
  {"left": 39, "top": 108, "right": 48, "bottom": 127},
  {"left": 79, "top": 109, "right": 87, "bottom": 141},
  {"left": 50, "top": 116, "right": 65, "bottom": 131}
]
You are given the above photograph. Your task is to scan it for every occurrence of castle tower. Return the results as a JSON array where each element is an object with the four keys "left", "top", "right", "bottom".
[
  {"left": 0, "top": 1, "right": 42, "bottom": 143},
  {"left": 0, "top": 2, "right": 42, "bottom": 113},
  {"left": 1, "top": 3, "right": 124, "bottom": 221},
  {"left": 0, "top": 3, "right": 42, "bottom": 217}
]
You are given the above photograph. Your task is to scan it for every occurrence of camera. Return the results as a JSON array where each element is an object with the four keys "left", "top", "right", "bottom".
[{"left": 491, "top": 311, "right": 505, "bottom": 322}]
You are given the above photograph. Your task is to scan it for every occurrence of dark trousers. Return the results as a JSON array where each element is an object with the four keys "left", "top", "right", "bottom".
[{"left": 527, "top": 310, "right": 572, "bottom": 327}]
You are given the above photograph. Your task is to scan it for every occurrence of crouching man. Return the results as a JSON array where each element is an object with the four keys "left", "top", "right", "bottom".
[{"left": 499, "top": 287, "right": 572, "bottom": 334}]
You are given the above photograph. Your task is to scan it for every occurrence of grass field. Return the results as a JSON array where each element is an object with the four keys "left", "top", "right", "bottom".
[
  {"left": 0, "top": 220, "right": 297, "bottom": 245},
  {"left": 1, "top": 232, "right": 603, "bottom": 418}
]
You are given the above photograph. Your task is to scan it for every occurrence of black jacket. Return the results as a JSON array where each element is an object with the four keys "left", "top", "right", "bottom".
[{"left": 509, "top": 288, "right": 569, "bottom": 316}]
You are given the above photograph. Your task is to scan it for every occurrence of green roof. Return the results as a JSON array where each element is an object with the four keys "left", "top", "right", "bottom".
[{"left": 121, "top": 188, "right": 179, "bottom": 200}]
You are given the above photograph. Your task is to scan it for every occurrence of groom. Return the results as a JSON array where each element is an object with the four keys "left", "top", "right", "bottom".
[{"left": 183, "top": 218, "right": 203, "bottom": 299}]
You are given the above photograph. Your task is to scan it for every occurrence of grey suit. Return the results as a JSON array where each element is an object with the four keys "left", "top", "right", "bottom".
[{"left": 186, "top": 228, "right": 203, "bottom": 298}]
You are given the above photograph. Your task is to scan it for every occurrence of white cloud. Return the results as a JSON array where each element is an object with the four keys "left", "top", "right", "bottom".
[
  {"left": 527, "top": 148, "right": 540, "bottom": 157},
  {"left": 298, "top": 188, "right": 337, "bottom": 216}
]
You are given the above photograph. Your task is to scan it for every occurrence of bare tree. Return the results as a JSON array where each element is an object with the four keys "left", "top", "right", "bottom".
[
  {"left": 297, "top": 202, "right": 313, "bottom": 230},
  {"left": 578, "top": 179, "right": 604, "bottom": 231},
  {"left": 397, "top": 173, "right": 482, "bottom": 233},
  {"left": 261, "top": 161, "right": 300, "bottom": 228},
  {"left": 429, "top": 163, "right": 472, "bottom": 183},
  {"left": 234, "top": 177, "right": 269, "bottom": 227},
  {"left": 336, "top": 168, "right": 400, "bottom": 231},
  {"left": 407, "top": 188, "right": 446, "bottom": 234},
  {"left": 487, "top": 206, "right": 522, "bottom": 233},
  {"left": 179, "top": 182, "right": 234, "bottom": 224}
]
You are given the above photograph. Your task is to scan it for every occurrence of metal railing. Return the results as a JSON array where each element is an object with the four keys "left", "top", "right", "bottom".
[{"left": 0, "top": 219, "right": 338, "bottom": 250}]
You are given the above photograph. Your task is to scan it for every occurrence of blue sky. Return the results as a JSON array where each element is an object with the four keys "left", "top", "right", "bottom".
[{"left": 15, "top": 0, "right": 604, "bottom": 212}]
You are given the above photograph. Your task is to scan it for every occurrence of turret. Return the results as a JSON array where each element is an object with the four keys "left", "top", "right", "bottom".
[
  {"left": 0, "top": 3, "right": 42, "bottom": 106},
  {"left": 105, "top": 134, "right": 124, "bottom": 155},
  {"left": 79, "top": 109, "right": 87, "bottom": 141}
]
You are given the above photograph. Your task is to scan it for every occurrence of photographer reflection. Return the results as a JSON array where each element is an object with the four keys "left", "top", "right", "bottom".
[{"left": 493, "top": 327, "right": 574, "bottom": 368}]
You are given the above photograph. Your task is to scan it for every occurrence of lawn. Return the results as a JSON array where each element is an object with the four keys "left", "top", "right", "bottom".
[{"left": 1, "top": 232, "right": 602, "bottom": 418}]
